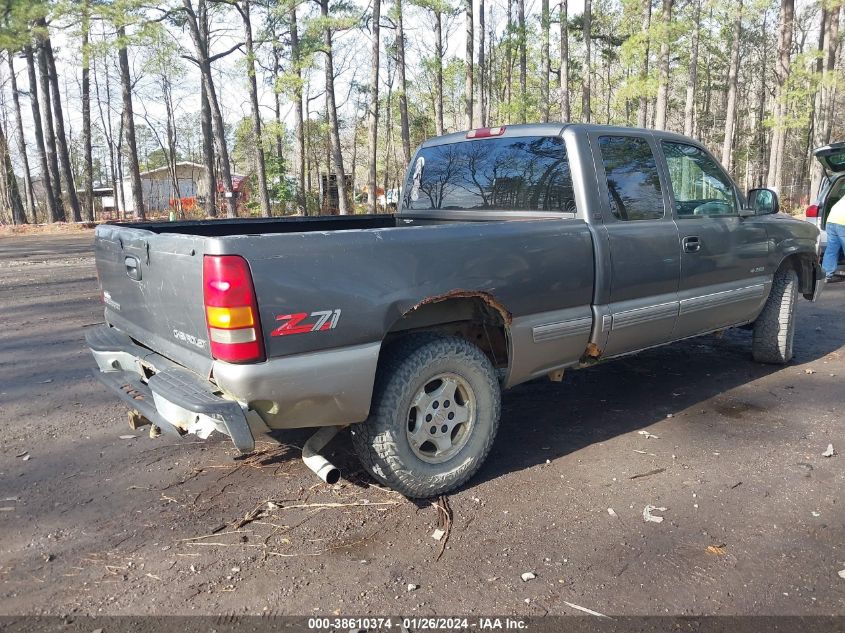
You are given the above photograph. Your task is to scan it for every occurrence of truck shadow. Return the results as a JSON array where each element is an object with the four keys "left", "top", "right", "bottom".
[{"left": 471, "top": 297, "right": 845, "bottom": 488}]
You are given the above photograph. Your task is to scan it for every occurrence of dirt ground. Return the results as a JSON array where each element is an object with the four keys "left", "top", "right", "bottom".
[{"left": 1, "top": 232, "right": 844, "bottom": 618}]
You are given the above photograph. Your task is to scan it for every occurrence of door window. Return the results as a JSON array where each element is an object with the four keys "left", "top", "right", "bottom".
[
  {"left": 598, "top": 136, "right": 665, "bottom": 221},
  {"left": 662, "top": 142, "right": 738, "bottom": 218}
]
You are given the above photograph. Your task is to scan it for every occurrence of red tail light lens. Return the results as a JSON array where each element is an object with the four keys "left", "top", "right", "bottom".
[
  {"left": 203, "top": 255, "right": 265, "bottom": 363},
  {"left": 806, "top": 204, "right": 819, "bottom": 218}
]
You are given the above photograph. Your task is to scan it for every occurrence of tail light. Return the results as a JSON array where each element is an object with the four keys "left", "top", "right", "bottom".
[
  {"left": 203, "top": 255, "right": 265, "bottom": 363},
  {"left": 806, "top": 204, "right": 819, "bottom": 218}
]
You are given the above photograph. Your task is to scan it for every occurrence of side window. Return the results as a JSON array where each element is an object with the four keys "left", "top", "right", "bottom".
[
  {"left": 662, "top": 142, "right": 738, "bottom": 218},
  {"left": 598, "top": 135, "right": 664, "bottom": 221}
]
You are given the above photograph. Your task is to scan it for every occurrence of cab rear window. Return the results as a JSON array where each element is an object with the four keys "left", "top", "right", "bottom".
[{"left": 403, "top": 136, "right": 575, "bottom": 213}]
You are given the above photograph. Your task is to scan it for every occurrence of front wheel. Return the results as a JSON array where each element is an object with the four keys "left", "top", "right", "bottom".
[
  {"left": 350, "top": 334, "right": 501, "bottom": 498},
  {"left": 752, "top": 267, "right": 798, "bottom": 364}
]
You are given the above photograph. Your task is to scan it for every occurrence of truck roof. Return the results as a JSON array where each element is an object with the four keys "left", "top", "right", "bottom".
[{"left": 420, "top": 123, "right": 699, "bottom": 148}]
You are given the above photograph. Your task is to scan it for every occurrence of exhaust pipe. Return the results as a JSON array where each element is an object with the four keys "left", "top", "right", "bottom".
[{"left": 302, "top": 426, "right": 343, "bottom": 484}]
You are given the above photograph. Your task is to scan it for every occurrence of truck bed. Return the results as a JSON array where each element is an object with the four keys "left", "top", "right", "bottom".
[{"left": 118, "top": 214, "right": 398, "bottom": 237}]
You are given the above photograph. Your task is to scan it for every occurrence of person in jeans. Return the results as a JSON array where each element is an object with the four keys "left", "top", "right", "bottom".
[{"left": 823, "top": 195, "right": 845, "bottom": 281}]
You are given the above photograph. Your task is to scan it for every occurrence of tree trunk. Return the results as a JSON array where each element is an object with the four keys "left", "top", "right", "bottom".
[
  {"left": 199, "top": 80, "right": 216, "bottom": 217},
  {"left": 560, "top": 0, "right": 569, "bottom": 121},
  {"left": 683, "top": 0, "right": 700, "bottom": 138},
  {"left": 581, "top": 0, "right": 591, "bottom": 123},
  {"left": 653, "top": 0, "right": 672, "bottom": 130},
  {"left": 7, "top": 53, "right": 34, "bottom": 223},
  {"left": 518, "top": 0, "right": 526, "bottom": 123},
  {"left": 465, "top": 0, "right": 474, "bottom": 129},
  {"left": 434, "top": 10, "right": 444, "bottom": 135},
  {"left": 241, "top": 0, "right": 272, "bottom": 217},
  {"left": 767, "top": 0, "right": 793, "bottom": 189},
  {"left": 81, "top": 5, "right": 94, "bottom": 221},
  {"left": 183, "top": 0, "right": 237, "bottom": 218},
  {"left": 93, "top": 49, "right": 122, "bottom": 219},
  {"left": 321, "top": 0, "right": 350, "bottom": 215},
  {"left": 41, "top": 22, "right": 81, "bottom": 222},
  {"left": 477, "top": 0, "right": 486, "bottom": 126},
  {"left": 396, "top": 0, "right": 411, "bottom": 164},
  {"left": 637, "top": 0, "right": 651, "bottom": 128},
  {"left": 506, "top": 0, "right": 512, "bottom": 118},
  {"left": 35, "top": 40, "right": 64, "bottom": 221},
  {"left": 0, "top": 122, "right": 26, "bottom": 225},
  {"left": 272, "top": 45, "right": 283, "bottom": 162},
  {"left": 117, "top": 25, "right": 145, "bottom": 220},
  {"left": 162, "top": 75, "right": 183, "bottom": 216},
  {"left": 540, "top": 0, "right": 550, "bottom": 122},
  {"left": 290, "top": 3, "right": 307, "bottom": 213},
  {"left": 367, "top": 0, "right": 380, "bottom": 213},
  {"left": 810, "top": 3, "right": 841, "bottom": 198},
  {"left": 720, "top": 0, "right": 742, "bottom": 173}
]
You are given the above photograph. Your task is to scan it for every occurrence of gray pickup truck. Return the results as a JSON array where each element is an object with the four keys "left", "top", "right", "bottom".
[{"left": 87, "top": 124, "right": 824, "bottom": 498}]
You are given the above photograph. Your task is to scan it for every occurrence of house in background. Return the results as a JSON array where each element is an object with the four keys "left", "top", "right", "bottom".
[{"left": 121, "top": 162, "right": 211, "bottom": 216}]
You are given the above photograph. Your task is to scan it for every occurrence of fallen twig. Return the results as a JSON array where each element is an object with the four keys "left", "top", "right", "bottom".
[
  {"left": 630, "top": 467, "right": 666, "bottom": 480},
  {"left": 433, "top": 495, "right": 452, "bottom": 562}
]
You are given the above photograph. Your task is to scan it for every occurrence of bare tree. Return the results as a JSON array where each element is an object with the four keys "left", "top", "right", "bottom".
[
  {"left": 395, "top": 0, "right": 411, "bottom": 164},
  {"left": 540, "top": 0, "right": 549, "bottom": 122},
  {"left": 237, "top": 0, "right": 272, "bottom": 217},
  {"left": 116, "top": 25, "right": 145, "bottom": 219},
  {"left": 92, "top": 42, "right": 123, "bottom": 218},
  {"left": 434, "top": 7, "right": 444, "bottom": 135},
  {"left": 518, "top": 0, "right": 526, "bottom": 122},
  {"left": 477, "top": 0, "right": 485, "bottom": 126},
  {"left": 368, "top": 0, "right": 381, "bottom": 212},
  {"left": 81, "top": 1, "right": 94, "bottom": 221},
  {"left": 34, "top": 38, "right": 64, "bottom": 221},
  {"left": 7, "top": 53, "right": 35, "bottom": 222},
  {"left": 560, "top": 0, "right": 569, "bottom": 121},
  {"left": 721, "top": 0, "right": 742, "bottom": 172},
  {"left": 289, "top": 2, "right": 307, "bottom": 212},
  {"left": 0, "top": 121, "right": 26, "bottom": 225},
  {"left": 653, "top": 0, "right": 672, "bottom": 131},
  {"left": 767, "top": 0, "right": 793, "bottom": 189},
  {"left": 683, "top": 0, "right": 700, "bottom": 138},
  {"left": 464, "top": 0, "right": 473, "bottom": 128},
  {"left": 582, "top": 0, "right": 591, "bottom": 123},
  {"left": 319, "top": 0, "right": 350, "bottom": 214},
  {"left": 636, "top": 0, "right": 651, "bottom": 128},
  {"left": 181, "top": 0, "right": 241, "bottom": 218},
  {"left": 40, "top": 19, "right": 82, "bottom": 221},
  {"left": 809, "top": 3, "right": 841, "bottom": 197}
]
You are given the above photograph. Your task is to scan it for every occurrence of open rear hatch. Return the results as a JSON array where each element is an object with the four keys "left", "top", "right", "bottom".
[
  {"left": 814, "top": 142, "right": 845, "bottom": 174},
  {"left": 94, "top": 224, "right": 213, "bottom": 377}
]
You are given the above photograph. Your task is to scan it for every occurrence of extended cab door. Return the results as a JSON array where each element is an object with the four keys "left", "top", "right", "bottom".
[
  {"left": 590, "top": 132, "right": 681, "bottom": 357},
  {"left": 658, "top": 140, "right": 770, "bottom": 339}
]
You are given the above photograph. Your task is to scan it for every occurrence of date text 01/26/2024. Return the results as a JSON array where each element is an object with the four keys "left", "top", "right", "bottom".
[{"left": 307, "top": 617, "right": 528, "bottom": 630}]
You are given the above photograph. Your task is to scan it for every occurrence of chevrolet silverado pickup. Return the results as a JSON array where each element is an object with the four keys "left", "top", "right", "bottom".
[{"left": 87, "top": 123, "right": 825, "bottom": 498}]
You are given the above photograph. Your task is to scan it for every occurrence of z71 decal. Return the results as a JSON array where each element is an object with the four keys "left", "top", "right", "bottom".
[{"left": 271, "top": 309, "right": 341, "bottom": 337}]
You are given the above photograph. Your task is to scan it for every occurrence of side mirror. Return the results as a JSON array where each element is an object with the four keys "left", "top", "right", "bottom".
[{"left": 747, "top": 188, "right": 780, "bottom": 215}]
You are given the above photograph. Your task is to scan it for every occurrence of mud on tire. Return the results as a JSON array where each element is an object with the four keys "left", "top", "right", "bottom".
[
  {"left": 752, "top": 266, "right": 798, "bottom": 364},
  {"left": 350, "top": 334, "right": 501, "bottom": 498}
]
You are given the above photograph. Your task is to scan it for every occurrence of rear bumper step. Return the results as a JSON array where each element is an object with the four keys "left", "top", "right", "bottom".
[{"left": 86, "top": 325, "right": 256, "bottom": 453}]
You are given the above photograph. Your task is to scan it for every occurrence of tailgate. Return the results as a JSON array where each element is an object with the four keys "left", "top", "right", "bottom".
[{"left": 94, "top": 224, "right": 213, "bottom": 376}]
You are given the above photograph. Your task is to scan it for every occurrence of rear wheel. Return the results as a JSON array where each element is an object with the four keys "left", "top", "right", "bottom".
[
  {"left": 351, "top": 334, "right": 501, "bottom": 498},
  {"left": 752, "top": 266, "right": 798, "bottom": 364}
]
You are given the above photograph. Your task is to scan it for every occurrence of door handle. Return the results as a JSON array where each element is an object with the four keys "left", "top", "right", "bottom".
[
  {"left": 125, "top": 255, "right": 142, "bottom": 281},
  {"left": 683, "top": 236, "right": 701, "bottom": 253}
]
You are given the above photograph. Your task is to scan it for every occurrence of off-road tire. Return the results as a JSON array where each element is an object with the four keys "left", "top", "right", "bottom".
[
  {"left": 752, "top": 267, "right": 798, "bottom": 364},
  {"left": 350, "top": 334, "right": 501, "bottom": 498}
]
